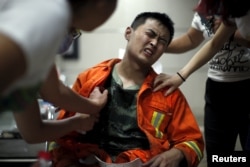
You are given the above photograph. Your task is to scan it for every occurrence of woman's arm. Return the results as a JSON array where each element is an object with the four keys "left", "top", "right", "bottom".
[
  {"left": 166, "top": 27, "right": 204, "bottom": 53},
  {"left": 13, "top": 99, "right": 97, "bottom": 143},
  {"left": 39, "top": 65, "right": 108, "bottom": 114},
  {"left": 179, "top": 22, "right": 236, "bottom": 79},
  {"left": 154, "top": 23, "right": 236, "bottom": 96}
]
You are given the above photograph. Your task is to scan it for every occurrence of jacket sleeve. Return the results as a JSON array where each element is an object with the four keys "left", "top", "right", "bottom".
[{"left": 167, "top": 89, "right": 204, "bottom": 167}]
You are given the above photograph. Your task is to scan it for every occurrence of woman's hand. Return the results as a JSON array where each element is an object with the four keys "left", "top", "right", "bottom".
[
  {"left": 73, "top": 112, "right": 99, "bottom": 133},
  {"left": 88, "top": 86, "right": 108, "bottom": 114},
  {"left": 153, "top": 73, "right": 184, "bottom": 96}
]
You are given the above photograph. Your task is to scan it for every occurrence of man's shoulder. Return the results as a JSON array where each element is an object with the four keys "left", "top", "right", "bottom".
[
  {"left": 88, "top": 58, "right": 121, "bottom": 69},
  {"left": 77, "top": 58, "right": 120, "bottom": 77}
]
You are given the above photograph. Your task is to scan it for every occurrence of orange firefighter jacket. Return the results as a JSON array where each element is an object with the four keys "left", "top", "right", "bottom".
[{"left": 52, "top": 59, "right": 204, "bottom": 167}]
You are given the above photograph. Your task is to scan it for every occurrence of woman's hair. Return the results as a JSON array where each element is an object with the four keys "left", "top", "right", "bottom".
[
  {"left": 67, "top": 0, "right": 116, "bottom": 12},
  {"left": 67, "top": 0, "right": 89, "bottom": 12},
  {"left": 195, "top": 0, "right": 250, "bottom": 21},
  {"left": 131, "top": 12, "right": 175, "bottom": 45}
]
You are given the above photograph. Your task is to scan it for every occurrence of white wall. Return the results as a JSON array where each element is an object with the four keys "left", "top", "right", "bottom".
[{"left": 56, "top": 0, "right": 208, "bottom": 117}]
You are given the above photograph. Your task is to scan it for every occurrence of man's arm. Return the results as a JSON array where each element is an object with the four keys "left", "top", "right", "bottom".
[
  {"left": 143, "top": 89, "right": 204, "bottom": 167},
  {"left": 165, "top": 90, "right": 204, "bottom": 167}
]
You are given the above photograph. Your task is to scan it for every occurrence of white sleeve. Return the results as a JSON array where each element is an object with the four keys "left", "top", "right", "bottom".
[
  {"left": 191, "top": 12, "right": 213, "bottom": 39},
  {"left": 191, "top": 12, "right": 202, "bottom": 30}
]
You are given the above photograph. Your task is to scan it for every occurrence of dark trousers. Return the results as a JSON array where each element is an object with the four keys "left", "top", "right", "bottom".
[
  {"left": 204, "top": 78, "right": 250, "bottom": 165},
  {"left": 246, "top": 122, "right": 250, "bottom": 151}
]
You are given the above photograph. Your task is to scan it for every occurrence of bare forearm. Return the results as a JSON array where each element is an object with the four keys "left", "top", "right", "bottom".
[
  {"left": 179, "top": 23, "right": 236, "bottom": 79},
  {"left": 166, "top": 35, "right": 198, "bottom": 53},
  {"left": 47, "top": 82, "right": 97, "bottom": 114},
  {"left": 25, "top": 118, "right": 81, "bottom": 143},
  {"left": 166, "top": 28, "right": 204, "bottom": 54},
  {"left": 39, "top": 66, "right": 98, "bottom": 114},
  {"left": 179, "top": 39, "right": 219, "bottom": 79},
  {"left": 13, "top": 102, "right": 82, "bottom": 143}
]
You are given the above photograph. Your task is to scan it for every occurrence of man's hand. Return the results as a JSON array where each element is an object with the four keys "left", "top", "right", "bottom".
[
  {"left": 88, "top": 87, "right": 108, "bottom": 113},
  {"left": 142, "top": 148, "right": 184, "bottom": 167}
]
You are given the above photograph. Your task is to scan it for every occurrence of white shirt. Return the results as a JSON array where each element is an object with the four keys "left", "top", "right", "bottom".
[
  {"left": 192, "top": 12, "right": 250, "bottom": 82},
  {"left": 0, "top": 0, "right": 71, "bottom": 96}
]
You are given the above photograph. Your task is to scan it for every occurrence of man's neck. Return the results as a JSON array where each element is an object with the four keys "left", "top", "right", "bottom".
[{"left": 115, "top": 61, "right": 148, "bottom": 89}]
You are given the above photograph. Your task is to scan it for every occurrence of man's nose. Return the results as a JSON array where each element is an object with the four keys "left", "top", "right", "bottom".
[{"left": 150, "top": 38, "right": 158, "bottom": 46}]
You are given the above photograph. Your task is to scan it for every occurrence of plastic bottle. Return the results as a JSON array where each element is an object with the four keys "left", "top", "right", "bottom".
[{"left": 38, "top": 151, "right": 52, "bottom": 167}]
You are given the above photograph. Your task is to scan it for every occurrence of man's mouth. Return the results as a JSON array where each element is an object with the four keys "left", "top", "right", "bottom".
[{"left": 144, "top": 48, "right": 153, "bottom": 57}]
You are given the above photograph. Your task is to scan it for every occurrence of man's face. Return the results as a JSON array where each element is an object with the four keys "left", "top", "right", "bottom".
[{"left": 125, "top": 19, "right": 170, "bottom": 67}]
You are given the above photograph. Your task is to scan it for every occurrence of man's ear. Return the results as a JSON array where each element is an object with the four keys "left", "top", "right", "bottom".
[{"left": 125, "top": 27, "right": 132, "bottom": 40}]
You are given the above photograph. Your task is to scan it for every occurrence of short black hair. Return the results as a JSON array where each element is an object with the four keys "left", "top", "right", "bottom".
[{"left": 131, "top": 12, "right": 175, "bottom": 45}]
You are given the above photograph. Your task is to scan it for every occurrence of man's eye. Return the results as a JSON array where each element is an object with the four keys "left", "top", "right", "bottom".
[
  {"left": 159, "top": 39, "right": 168, "bottom": 45},
  {"left": 146, "top": 32, "right": 154, "bottom": 38}
]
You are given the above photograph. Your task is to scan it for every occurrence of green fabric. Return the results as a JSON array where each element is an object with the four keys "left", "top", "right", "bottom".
[
  {"left": 82, "top": 66, "right": 150, "bottom": 161},
  {"left": 97, "top": 66, "right": 149, "bottom": 159}
]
